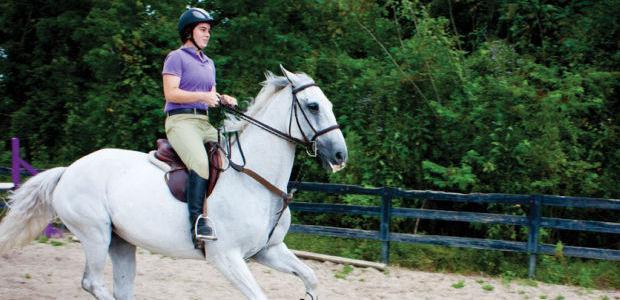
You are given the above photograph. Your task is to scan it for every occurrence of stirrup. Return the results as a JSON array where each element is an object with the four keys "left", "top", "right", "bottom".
[{"left": 195, "top": 214, "right": 217, "bottom": 241}]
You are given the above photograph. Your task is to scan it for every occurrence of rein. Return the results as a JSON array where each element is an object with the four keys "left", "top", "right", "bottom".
[{"left": 221, "top": 104, "right": 307, "bottom": 147}]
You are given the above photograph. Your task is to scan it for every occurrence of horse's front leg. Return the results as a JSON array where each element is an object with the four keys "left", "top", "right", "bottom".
[
  {"left": 210, "top": 248, "right": 268, "bottom": 300},
  {"left": 254, "top": 243, "right": 318, "bottom": 300}
]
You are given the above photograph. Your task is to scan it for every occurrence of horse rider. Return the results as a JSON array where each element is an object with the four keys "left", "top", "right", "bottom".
[{"left": 162, "top": 7, "right": 237, "bottom": 247}]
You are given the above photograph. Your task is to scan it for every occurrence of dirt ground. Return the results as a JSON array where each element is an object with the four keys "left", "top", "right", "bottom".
[{"left": 0, "top": 238, "right": 618, "bottom": 300}]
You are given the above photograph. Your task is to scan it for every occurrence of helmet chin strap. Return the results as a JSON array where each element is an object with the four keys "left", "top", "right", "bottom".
[{"left": 189, "top": 36, "right": 202, "bottom": 51}]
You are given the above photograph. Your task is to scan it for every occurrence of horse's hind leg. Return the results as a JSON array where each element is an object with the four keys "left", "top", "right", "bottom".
[
  {"left": 64, "top": 221, "right": 114, "bottom": 300},
  {"left": 57, "top": 193, "right": 114, "bottom": 300},
  {"left": 254, "top": 243, "right": 318, "bottom": 300},
  {"left": 210, "top": 250, "right": 268, "bottom": 300},
  {"left": 109, "top": 233, "right": 136, "bottom": 300}
]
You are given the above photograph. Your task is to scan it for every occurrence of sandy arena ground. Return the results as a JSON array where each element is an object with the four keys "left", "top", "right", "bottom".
[{"left": 0, "top": 238, "right": 618, "bottom": 300}]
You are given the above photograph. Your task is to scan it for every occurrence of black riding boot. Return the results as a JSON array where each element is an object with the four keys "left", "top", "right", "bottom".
[{"left": 186, "top": 170, "right": 217, "bottom": 249}]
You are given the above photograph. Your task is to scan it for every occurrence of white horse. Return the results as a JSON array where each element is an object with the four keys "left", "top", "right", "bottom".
[{"left": 0, "top": 67, "right": 347, "bottom": 300}]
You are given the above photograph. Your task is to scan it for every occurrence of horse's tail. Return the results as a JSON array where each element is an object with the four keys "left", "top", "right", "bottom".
[{"left": 0, "top": 167, "right": 67, "bottom": 254}]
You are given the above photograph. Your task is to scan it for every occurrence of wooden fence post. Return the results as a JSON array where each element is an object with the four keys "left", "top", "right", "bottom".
[
  {"left": 380, "top": 188, "right": 392, "bottom": 264},
  {"left": 527, "top": 195, "right": 542, "bottom": 278}
]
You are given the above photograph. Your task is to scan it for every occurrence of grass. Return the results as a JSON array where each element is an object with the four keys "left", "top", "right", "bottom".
[
  {"left": 284, "top": 233, "right": 620, "bottom": 290},
  {"left": 50, "top": 240, "right": 64, "bottom": 247},
  {"left": 481, "top": 283, "right": 494, "bottom": 291},
  {"left": 334, "top": 264, "right": 353, "bottom": 279},
  {"left": 518, "top": 279, "right": 539, "bottom": 287},
  {"left": 451, "top": 280, "right": 465, "bottom": 288},
  {"left": 35, "top": 235, "right": 66, "bottom": 247},
  {"left": 501, "top": 270, "right": 517, "bottom": 285}
]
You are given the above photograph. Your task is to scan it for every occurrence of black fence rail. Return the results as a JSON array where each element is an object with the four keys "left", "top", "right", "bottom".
[{"left": 287, "top": 181, "right": 620, "bottom": 278}]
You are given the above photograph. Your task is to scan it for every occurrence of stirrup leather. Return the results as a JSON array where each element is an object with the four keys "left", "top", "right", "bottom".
[{"left": 195, "top": 214, "right": 217, "bottom": 241}]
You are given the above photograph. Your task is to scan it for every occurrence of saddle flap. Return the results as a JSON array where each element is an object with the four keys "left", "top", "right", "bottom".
[
  {"left": 206, "top": 141, "right": 222, "bottom": 195},
  {"left": 152, "top": 139, "right": 223, "bottom": 202}
]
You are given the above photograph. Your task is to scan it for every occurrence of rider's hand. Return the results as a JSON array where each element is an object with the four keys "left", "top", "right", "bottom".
[
  {"left": 200, "top": 90, "right": 219, "bottom": 107},
  {"left": 220, "top": 94, "right": 238, "bottom": 107}
]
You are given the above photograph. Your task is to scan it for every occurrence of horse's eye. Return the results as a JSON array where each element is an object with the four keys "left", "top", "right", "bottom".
[{"left": 306, "top": 102, "right": 319, "bottom": 112}]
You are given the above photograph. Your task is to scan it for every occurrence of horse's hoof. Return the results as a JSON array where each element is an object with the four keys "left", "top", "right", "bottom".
[{"left": 302, "top": 292, "right": 316, "bottom": 300}]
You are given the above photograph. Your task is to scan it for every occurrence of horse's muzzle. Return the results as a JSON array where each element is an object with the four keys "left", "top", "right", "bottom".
[{"left": 320, "top": 142, "right": 348, "bottom": 173}]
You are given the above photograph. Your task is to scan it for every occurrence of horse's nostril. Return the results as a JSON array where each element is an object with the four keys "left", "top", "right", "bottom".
[{"left": 335, "top": 151, "right": 344, "bottom": 163}]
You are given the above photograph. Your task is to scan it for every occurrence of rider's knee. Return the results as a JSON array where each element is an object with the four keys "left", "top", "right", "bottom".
[{"left": 190, "top": 160, "right": 210, "bottom": 180}]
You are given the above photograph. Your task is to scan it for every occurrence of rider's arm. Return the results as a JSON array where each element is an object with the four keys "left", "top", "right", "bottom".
[{"left": 163, "top": 74, "right": 218, "bottom": 107}]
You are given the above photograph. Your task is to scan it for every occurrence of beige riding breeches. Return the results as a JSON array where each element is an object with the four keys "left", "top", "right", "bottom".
[{"left": 165, "top": 114, "right": 218, "bottom": 179}]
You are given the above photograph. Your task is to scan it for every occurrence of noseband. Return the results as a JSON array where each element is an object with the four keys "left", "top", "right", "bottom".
[{"left": 221, "top": 83, "right": 340, "bottom": 156}]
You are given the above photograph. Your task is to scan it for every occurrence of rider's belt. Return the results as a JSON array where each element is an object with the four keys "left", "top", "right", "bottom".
[{"left": 166, "top": 108, "right": 208, "bottom": 117}]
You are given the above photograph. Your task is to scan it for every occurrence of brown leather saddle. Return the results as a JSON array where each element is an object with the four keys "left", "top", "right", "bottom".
[{"left": 154, "top": 139, "right": 223, "bottom": 201}]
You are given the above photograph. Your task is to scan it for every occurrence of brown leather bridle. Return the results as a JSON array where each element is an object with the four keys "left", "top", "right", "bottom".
[
  {"left": 221, "top": 82, "right": 340, "bottom": 156},
  {"left": 289, "top": 83, "right": 341, "bottom": 156}
]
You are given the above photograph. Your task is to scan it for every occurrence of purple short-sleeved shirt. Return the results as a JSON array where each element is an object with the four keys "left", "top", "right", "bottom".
[{"left": 162, "top": 46, "right": 216, "bottom": 112}]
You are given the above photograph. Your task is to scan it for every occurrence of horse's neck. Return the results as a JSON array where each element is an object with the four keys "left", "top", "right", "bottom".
[
  {"left": 231, "top": 94, "right": 296, "bottom": 188},
  {"left": 234, "top": 127, "right": 295, "bottom": 185}
]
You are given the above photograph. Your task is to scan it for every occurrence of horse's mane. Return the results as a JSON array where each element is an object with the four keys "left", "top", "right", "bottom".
[{"left": 224, "top": 71, "right": 314, "bottom": 132}]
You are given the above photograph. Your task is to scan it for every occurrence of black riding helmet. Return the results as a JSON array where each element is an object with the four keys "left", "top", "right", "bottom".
[{"left": 178, "top": 7, "right": 214, "bottom": 48}]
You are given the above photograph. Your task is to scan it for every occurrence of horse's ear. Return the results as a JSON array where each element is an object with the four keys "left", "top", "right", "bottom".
[{"left": 280, "top": 64, "right": 295, "bottom": 85}]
